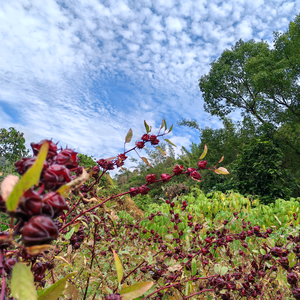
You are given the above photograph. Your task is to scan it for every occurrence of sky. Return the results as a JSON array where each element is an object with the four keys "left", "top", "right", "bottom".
[{"left": 0, "top": 0, "right": 299, "bottom": 172}]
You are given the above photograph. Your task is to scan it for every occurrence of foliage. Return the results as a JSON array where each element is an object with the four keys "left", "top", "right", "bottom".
[
  {"left": 0, "top": 127, "right": 29, "bottom": 162},
  {"left": 1, "top": 120, "right": 300, "bottom": 300},
  {"left": 233, "top": 138, "right": 296, "bottom": 204},
  {"left": 143, "top": 188, "right": 300, "bottom": 231}
]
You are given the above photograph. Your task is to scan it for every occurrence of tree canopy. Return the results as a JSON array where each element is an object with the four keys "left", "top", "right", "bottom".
[{"left": 199, "top": 13, "right": 300, "bottom": 130}]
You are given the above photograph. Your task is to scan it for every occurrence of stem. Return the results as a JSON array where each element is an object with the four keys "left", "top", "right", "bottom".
[
  {"left": 59, "top": 191, "right": 131, "bottom": 232},
  {"left": 0, "top": 250, "right": 6, "bottom": 300},
  {"left": 183, "top": 289, "right": 214, "bottom": 299},
  {"left": 83, "top": 224, "right": 98, "bottom": 300}
]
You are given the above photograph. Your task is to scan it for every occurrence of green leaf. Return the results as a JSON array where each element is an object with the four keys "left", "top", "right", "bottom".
[
  {"left": 288, "top": 252, "right": 297, "bottom": 268},
  {"left": 125, "top": 129, "right": 133, "bottom": 143},
  {"left": 37, "top": 272, "right": 76, "bottom": 300},
  {"left": 113, "top": 250, "right": 123, "bottom": 283},
  {"left": 199, "top": 145, "right": 207, "bottom": 160},
  {"left": 156, "top": 146, "right": 166, "bottom": 156},
  {"left": 165, "top": 139, "right": 176, "bottom": 147},
  {"left": 168, "top": 124, "right": 173, "bottom": 133},
  {"left": 120, "top": 282, "right": 154, "bottom": 300},
  {"left": 160, "top": 119, "right": 165, "bottom": 129},
  {"left": 64, "top": 228, "right": 75, "bottom": 240},
  {"left": 6, "top": 141, "right": 49, "bottom": 212},
  {"left": 191, "top": 259, "right": 197, "bottom": 276},
  {"left": 260, "top": 249, "right": 266, "bottom": 255},
  {"left": 144, "top": 121, "right": 150, "bottom": 134},
  {"left": 164, "top": 119, "right": 167, "bottom": 130},
  {"left": 214, "top": 264, "right": 221, "bottom": 274},
  {"left": 220, "top": 266, "right": 228, "bottom": 276},
  {"left": 11, "top": 263, "right": 37, "bottom": 300}
]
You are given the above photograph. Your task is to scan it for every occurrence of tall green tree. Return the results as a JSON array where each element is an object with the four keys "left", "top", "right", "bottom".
[
  {"left": 0, "top": 127, "right": 29, "bottom": 163},
  {"left": 199, "top": 14, "right": 300, "bottom": 130}
]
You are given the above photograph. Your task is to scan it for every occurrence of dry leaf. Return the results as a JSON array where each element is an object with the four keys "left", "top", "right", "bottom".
[
  {"left": 26, "top": 244, "right": 53, "bottom": 255},
  {"left": 0, "top": 175, "right": 19, "bottom": 201}
]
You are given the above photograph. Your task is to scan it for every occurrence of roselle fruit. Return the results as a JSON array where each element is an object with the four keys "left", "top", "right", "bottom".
[
  {"left": 56, "top": 149, "right": 79, "bottom": 169},
  {"left": 31, "top": 139, "right": 58, "bottom": 159},
  {"left": 15, "top": 189, "right": 42, "bottom": 220},
  {"left": 22, "top": 216, "right": 58, "bottom": 247},
  {"left": 42, "top": 192, "right": 68, "bottom": 218},
  {"left": 15, "top": 156, "right": 48, "bottom": 176},
  {"left": 43, "top": 164, "right": 72, "bottom": 188}
]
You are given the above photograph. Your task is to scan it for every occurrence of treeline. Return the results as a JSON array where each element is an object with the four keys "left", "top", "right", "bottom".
[{"left": 115, "top": 13, "right": 300, "bottom": 205}]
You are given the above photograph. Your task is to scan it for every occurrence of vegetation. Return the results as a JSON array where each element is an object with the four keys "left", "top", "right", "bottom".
[{"left": 0, "top": 12, "right": 300, "bottom": 300}]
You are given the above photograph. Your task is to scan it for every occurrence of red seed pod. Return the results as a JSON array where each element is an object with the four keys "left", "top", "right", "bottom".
[
  {"left": 116, "top": 154, "right": 127, "bottom": 167},
  {"left": 136, "top": 141, "right": 145, "bottom": 149},
  {"left": 186, "top": 167, "right": 196, "bottom": 174},
  {"left": 31, "top": 140, "right": 58, "bottom": 159},
  {"left": 3, "top": 258, "right": 17, "bottom": 273},
  {"left": 190, "top": 170, "right": 201, "bottom": 181},
  {"left": 15, "top": 157, "right": 48, "bottom": 175},
  {"left": 287, "top": 272, "right": 298, "bottom": 286},
  {"left": 139, "top": 185, "right": 150, "bottom": 195},
  {"left": 56, "top": 149, "right": 79, "bottom": 169},
  {"left": 292, "top": 288, "right": 300, "bottom": 300},
  {"left": 149, "top": 135, "right": 159, "bottom": 145},
  {"left": 270, "top": 247, "right": 282, "bottom": 257},
  {"left": 161, "top": 173, "right": 171, "bottom": 183},
  {"left": 42, "top": 192, "right": 69, "bottom": 218},
  {"left": 22, "top": 216, "right": 58, "bottom": 247},
  {"left": 141, "top": 134, "right": 150, "bottom": 141},
  {"left": 31, "top": 262, "right": 46, "bottom": 276},
  {"left": 146, "top": 173, "right": 156, "bottom": 183},
  {"left": 43, "top": 164, "right": 72, "bottom": 186},
  {"left": 198, "top": 160, "right": 207, "bottom": 169},
  {"left": 173, "top": 164, "right": 184, "bottom": 175},
  {"left": 16, "top": 189, "right": 42, "bottom": 220}
]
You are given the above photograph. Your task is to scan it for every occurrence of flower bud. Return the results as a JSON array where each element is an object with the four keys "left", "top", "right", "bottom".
[
  {"left": 139, "top": 185, "right": 150, "bottom": 195},
  {"left": 198, "top": 160, "right": 207, "bottom": 169},
  {"left": 129, "top": 187, "right": 140, "bottom": 197},
  {"left": 31, "top": 140, "right": 57, "bottom": 159},
  {"left": 146, "top": 174, "right": 156, "bottom": 183},
  {"left": 56, "top": 149, "right": 79, "bottom": 169},
  {"left": 141, "top": 134, "right": 150, "bottom": 141},
  {"left": 161, "top": 174, "right": 171, "bottom": 183},
  {"left": 190, "top": 171, "right": 201, "bottom": 181},
  {"left": 173, "top": 164, "right": 184, "bottom": 175},
  {"left": 136, "top": 141, "right": 145, "bottom": 149}
]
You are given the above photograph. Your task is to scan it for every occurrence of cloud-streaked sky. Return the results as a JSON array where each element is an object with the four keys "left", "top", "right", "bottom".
[{"left": 0, "top": 0, "right": 299, "bottom": 169}]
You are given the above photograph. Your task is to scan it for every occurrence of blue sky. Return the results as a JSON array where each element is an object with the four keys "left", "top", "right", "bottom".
[{"left": 0, "top": 0, "right": 299, "bottom": 172}]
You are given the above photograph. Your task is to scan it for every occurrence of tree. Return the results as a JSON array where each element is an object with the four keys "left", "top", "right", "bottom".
[
  {"left": 199, "top": 14, "right": 300, "bottom": 130},
  {"left": 0, "top": 127, "right": 29, "bottom": 163},
  {"left": 233, "top": 138, "right": 298, "bottom": 204}
]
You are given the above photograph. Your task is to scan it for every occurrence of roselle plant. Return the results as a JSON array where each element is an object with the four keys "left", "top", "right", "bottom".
[{"left": 1, "top": 119, "right": 299, "bottom": 299}]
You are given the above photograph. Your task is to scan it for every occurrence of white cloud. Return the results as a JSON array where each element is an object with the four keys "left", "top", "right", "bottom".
[
  {"left": 165, "top": 16, "right": 186, "bottom": 32},
  {"left": 0, "top": 0, "right": 299, "bottom": 165}
]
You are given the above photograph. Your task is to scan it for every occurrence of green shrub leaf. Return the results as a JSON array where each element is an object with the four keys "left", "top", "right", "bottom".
[
  {"left": 113, "top": 250, "right": 123, "bottom": 283},
  {"left": 288, "top": 252, "right": 297, "bottom": 268},
  {"left": 120, "top": 281, "right": 153, "bottom": 300},
  {"left": 37, "top": 272, "right": 76, "bottom": 300},
  {"left": 199, "top": 144, "right": 207, "bottom": 160},
  {"left": 11, "top": 263, "right": 37, "bottom": 300},
  {"left": 144, "top": 121, "right": 150, "bottom": 133}
]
